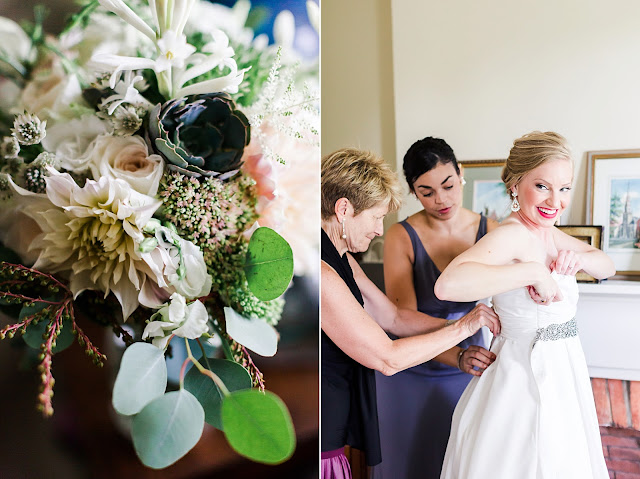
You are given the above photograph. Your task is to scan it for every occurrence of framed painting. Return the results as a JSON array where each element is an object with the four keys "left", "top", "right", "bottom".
[
  {"left": 556, "top": 225, "right": 603, "bottom": 283},
  {"left": 587, "top": 150, "right": 640, "bottom": 275},
  {"left": 459, "top": 160, "right": 510, "bottom": 221}
]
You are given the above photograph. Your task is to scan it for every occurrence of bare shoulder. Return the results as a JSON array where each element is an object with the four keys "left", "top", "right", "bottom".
[
  {"left": 384, "top": 222, "right": 412, "bottom": 249},
  {"left": 455, "top": 219, "right": 536, "bottom": 264},
  {"left": 482, "top": 219, "right": 531, "bottom": 243},
  {"left": 321, "top": 260, "right": 347, "bottom": 293}
]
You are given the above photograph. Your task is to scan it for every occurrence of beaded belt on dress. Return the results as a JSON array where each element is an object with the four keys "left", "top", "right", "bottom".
[{"left": 532, "top": 318, "right": 578, "bottom": 349}]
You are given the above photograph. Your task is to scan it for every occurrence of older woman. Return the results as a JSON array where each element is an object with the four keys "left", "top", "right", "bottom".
[
  {"left": 321, "top": 147, "right": 500, "bottom": 479},
  {"left": 436, "top": 132, "right": 615, "bottom": 479},
  {"left": 373, "top": 137, "right": 499, "bottom": 479}
]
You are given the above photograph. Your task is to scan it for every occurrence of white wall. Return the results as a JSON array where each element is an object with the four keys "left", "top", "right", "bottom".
[
  {"left": 321, "top": 0, "right": 398, "bottom": 224},
  {"left": 391, "top": 0, "right": 640, "bottom": 224}
]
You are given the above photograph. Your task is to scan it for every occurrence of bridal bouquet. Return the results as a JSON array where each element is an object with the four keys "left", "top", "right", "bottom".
[{"left": 0, "top": 0, "right": 319, "bottom": 469}]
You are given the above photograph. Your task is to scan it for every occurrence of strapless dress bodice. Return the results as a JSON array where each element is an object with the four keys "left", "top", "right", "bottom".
[{"left": 491, "top": 271, "right": 579, "bottom": 342}]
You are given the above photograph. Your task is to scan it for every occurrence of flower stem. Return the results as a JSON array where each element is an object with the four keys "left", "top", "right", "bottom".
[
  {"left": 195, "top": 338, "right": 211, "bottom": 369},
  {"left": 184, "top": 338, "right": 229, "bottom": 396}
]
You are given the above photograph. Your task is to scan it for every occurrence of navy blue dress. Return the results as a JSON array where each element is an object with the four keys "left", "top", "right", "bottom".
[{"left": 372, "top": 215, "right": 488, "bottom": 479}]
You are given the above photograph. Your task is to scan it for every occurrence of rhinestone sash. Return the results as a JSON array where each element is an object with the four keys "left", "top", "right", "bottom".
[{"left": 532, "top": 318, "right": 578, "bottom": 349}]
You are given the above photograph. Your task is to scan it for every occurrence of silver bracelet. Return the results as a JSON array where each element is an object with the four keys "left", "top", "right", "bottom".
[{"left": 445, "top": 319, "right": 456, "bottom": 327}]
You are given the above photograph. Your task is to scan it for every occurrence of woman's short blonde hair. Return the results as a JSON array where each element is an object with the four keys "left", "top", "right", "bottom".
[
  {"left": 502, "top": 131, "right": 573, "bottom": 194},
  {"left": 321, "top": 147, "right": 402, "bottom": 220}
]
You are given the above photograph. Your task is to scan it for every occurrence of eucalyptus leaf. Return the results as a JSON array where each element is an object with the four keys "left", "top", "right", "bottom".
[
  {"left": 222, "top": 389, "right": 296, "bottom": 464},
  {"left": 132, "top": 389, "right": 204, "bottom": 469},
  {"left": 224, "top": 307, "right": 278, "bottom": 357},
  {"left": 184, "top": 358, "right": 252, "bottom": 430},
  {"left": 22, "top": 303, "right": 75, "bottom": 353},
  {"left": 112, "top": 342, "right": 167, "bottom": 416},
  {"left": 244, "top": 227, "right": 293, "bottom": 301}
]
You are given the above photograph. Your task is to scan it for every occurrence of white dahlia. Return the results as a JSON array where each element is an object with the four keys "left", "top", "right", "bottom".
[{"left": 9, "top": 169, "right": 166, "bottom": 319}]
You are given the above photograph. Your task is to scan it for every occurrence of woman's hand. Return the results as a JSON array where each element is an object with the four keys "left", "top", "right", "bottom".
[
  {"left": 457, "top": 303, "right": 501, "bottom": 337},
  {"left": 550, "top": 249, "right": 583, "bottom": 276},
  {"left": 528, "top": 267, "right": 563, "bottom": 305},
  {"left": 459, "top": 345, "right": 496, "bottom": 376}
]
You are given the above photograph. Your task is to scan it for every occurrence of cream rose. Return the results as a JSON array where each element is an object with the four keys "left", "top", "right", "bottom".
[
  {"left": 42, "top": 115, "right": 109, "bottom": 172},
  {"left": 20, "top": 56, "right": 84, "bottom": 121},
  {"left": 87, "top": 134, "right": 165, "bottom": 196}
]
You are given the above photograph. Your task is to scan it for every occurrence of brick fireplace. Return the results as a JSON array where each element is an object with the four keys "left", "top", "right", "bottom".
[{"left": 592, "top": 379, "right": 640, "bottom": 478}]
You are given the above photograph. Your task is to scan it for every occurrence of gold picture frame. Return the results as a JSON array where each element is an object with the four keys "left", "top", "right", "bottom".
[{"left": 556, "top": 225, "right": 603, "bottom": 283}]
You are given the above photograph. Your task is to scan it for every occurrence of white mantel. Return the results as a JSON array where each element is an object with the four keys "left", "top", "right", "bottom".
[{"left": 577, "top": 280, "right": 640, "bottom": 381}]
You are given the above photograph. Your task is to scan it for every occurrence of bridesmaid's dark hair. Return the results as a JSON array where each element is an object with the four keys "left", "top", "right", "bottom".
[{"left": 403, "top": 137, "right": 461, "bottom": 193}]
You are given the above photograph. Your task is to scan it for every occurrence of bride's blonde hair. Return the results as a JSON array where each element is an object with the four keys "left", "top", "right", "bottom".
[{"left": 501, "top": 131, "right": 572, "bottom": 194}]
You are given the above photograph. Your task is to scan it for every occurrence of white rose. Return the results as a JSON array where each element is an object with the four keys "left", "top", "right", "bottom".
[
  {"left": 20, "top": 56, "right": 84, "bottom": 121},
  {"left": 169, "top": 239, "right": 212, "bottom": 299},
  {"left": 87, "top": 134, "right": 164, "bottom": 196},
  {"left": 139, "top": 225, "right": 212, "bottom": 301},
  {"left": 42, "top": 115, "right": 109, "bottom": 172},
  {"left": 173, "top": 300, "right": 209, "bottom": 339},
  {"left": 142, "top": 294, "right": 209, "bottom": 349}
]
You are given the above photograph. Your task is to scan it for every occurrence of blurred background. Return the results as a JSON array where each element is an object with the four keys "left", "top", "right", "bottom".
[{"left": 0, "top": 0, "right": 319, "bottom": 477}]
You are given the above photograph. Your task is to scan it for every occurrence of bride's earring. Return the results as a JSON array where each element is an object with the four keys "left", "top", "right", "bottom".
[
  {"left": 460, "top": 177, "right": 466, "bottom": 186},
  {"left": 341, "top": 218, "right": 347, "bottom": 239},
  {"left": 510, "top": 191, "right": 520, "bottom": 212}
]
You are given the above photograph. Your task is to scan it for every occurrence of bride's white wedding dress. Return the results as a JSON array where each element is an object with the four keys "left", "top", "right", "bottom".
[{"left": 441, "top": 272, "right": 609, "bottom": 479}]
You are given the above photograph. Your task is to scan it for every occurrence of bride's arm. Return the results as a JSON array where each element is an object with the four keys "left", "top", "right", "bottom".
[
  {"left": 434, "top": 223, "right": 555, "bottom": 302},
  {"left": 551, "top": 227, "right": 616, "bottom": 279}
]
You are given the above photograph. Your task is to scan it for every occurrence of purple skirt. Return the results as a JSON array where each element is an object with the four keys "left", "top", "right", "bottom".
[{"left": 321, "top": 448, "right": 352, "bottom": 479}]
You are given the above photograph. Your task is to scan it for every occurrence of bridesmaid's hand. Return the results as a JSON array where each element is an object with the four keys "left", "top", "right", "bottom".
[
  {"left": 550, "top": 249, "right": 583, "bottom": 276},
  {"left": 460, "top": 346, "right": 496, "bottom": 376},
  {"left": 458, "top": 303, "right": 501, "bottom": 337}
]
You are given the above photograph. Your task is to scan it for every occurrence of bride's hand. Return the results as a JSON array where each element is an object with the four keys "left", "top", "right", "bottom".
[
  {"left": 458, "top": 303, "right": 501, "bottom": 337},
  {"left": 529, "top": 269, "right": 563, "bottom": 305},
  {"left": 459, "top": 345, "right": 496, "bottom": 377},
  {"left": 550, "top": 249, "right": 583, "bottom": 276}
]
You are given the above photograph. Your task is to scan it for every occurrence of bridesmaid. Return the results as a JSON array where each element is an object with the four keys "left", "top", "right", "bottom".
[{"left": 372, "top": 137, "right": 498, "bottom": 479}]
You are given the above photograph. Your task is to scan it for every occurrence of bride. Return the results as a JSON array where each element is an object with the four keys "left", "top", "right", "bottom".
[{"left": 435, "top": 131, "right": 615, "bottom": 479}]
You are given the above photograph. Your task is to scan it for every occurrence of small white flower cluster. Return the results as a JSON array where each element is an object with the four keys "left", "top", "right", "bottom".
[{"left": 142, "top": 293, "right": 209, "bottom": 349}]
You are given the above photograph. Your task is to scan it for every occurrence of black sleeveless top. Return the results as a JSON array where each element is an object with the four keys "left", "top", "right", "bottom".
[{"left": 321, "top": 229, "right": 382, "bottom": 466}]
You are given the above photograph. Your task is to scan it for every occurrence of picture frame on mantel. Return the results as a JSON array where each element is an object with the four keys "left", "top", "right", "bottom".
[
  {"left": 587, "top": 150, "right": 640, "bottom": 276},
  {"left": 556, "top": 225, "right": 603, "bottom": 283},
  {"left": 459, "top": 160, "right": 510, "bottom": 222}
]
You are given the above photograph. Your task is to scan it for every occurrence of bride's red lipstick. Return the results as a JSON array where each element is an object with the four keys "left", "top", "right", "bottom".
[{"left": 537, "top": 207, "right": 557, "bottom": 219}]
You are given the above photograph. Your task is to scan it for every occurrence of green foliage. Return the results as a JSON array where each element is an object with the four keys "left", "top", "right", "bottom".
[
  {"left": 21, "top": 303, "right": 74, "bottom": 353},
  {"left": 112, "top": 342, "right": 168, "bottom": 416},
  {"left": 244, "top": 227, "right": 293, "bottom": 301},
  {"left": 224, "top": 306, "right": 278, "bottom": 357},
  {"left": 131, "top": 390, "right": 205, "bottom": 469},
  {"left": 184, "top": 358, "right": 252, "bottom": 430},
  {"left": 222, "top": 389, "right": 296, "bottom": 464}
]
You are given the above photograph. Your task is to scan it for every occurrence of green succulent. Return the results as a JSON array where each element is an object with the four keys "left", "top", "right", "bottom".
[{"left": 149, "top": 93, "right": 250, "bottom": 179}]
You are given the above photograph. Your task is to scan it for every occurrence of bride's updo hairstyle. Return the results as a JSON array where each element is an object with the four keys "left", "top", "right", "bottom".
[
  {"left": 321, "top": 147, "right": 402, "bottom": 220},
  {"left": 501, "top": 131, "right": 572, "bottom": 194}
]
